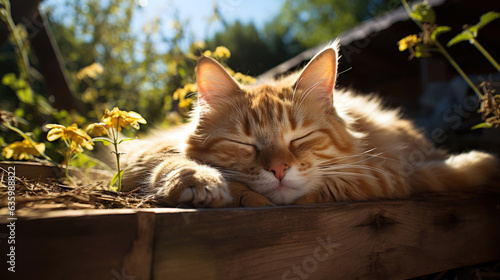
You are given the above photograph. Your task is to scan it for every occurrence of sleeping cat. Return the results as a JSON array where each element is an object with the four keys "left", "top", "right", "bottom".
[{"left": 121, "top": 41, "right": 498, "bottom": 207}]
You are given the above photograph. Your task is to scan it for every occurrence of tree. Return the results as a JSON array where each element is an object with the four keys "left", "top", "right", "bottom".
[
  {"left": 45, "top": 0, "right": 198, "bottom": 126},
  {"left": 207, "top": 21, "right": 300, "bottom": 76},
  {"left": 269, "top": 0, "right": 401, "bottom": 48}
]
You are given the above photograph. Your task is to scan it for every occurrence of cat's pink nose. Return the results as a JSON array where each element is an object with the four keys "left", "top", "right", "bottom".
[{"left": 268, "top": 163, "right": 289, "bottom": 181}]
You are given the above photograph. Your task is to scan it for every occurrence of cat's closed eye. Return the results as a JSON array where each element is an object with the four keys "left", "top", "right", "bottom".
[
  {"left": 291, "top": 131, "right": 315, "bottom": 144},
  {"left": 290, "top": 131, "right": 324, "bottom": 153},
  {"left": 225, "top": 139, "right": 257, "bottom": 154}
]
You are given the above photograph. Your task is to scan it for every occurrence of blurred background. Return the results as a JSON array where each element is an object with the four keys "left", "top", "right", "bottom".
[{"left": 1, "top": 0, "right": 499, "bottom": 162}]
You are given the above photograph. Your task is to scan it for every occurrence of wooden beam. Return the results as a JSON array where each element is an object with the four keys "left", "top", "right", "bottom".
[
  {"left": 153, "top": 192, "right": 500, "bottom": 280},
  {"left": 29, "top": 8, "right": 80, "bottom": 112},
  {"left": 0, "top": 161, "right": 110, "bottom": 182},
  {"left": 1, "top": 192, "right": 499, "bottom": 280}
]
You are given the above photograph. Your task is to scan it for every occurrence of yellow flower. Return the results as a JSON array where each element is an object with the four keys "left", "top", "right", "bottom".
[
  {"left": 76, "top": 62, "right": 104, "bottom": 80},
  {"left": 398, "top": 34, "right": 421, "bottom": 51},
  {"left": 233, "top": 72, "right": 256, "bottom": 85},
  {"left": 173, "top": 83, "right": 197, "bottom": 112},
  {"left": 191, "top": 40, "right": 206, "bottom": 50},
  {"left": 202, "top": 50, "right": 212, "bottom": 57},
  {"left": 213, "top": 46, "right": 231, "bottom": 59},
  {"left": 69, "top": 140, "right": 84, "bottom": 154},
  {"left": 46, "top": 123, "right": 94, "bottom": 151},
  {"left": 2, "top": 139, "right": 45, "bottom": 160},
  {"left": 101, "top": 107, "right": 147, "bottom": 131},
  {"left": 86, "top": 122, "right": 110, "bottom": 137}
]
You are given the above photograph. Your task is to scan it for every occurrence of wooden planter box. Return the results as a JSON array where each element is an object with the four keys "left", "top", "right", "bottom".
[{"left": 1, "top": 162, "right": 500, "bottom": 280}]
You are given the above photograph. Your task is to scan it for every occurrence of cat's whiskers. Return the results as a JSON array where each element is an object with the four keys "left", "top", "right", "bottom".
[
  {"left": 331, "top": 147, "right": 403, "bottom": 164},
  {"left": 316, "top": 171, "right": 379, "bottom": 181},
  {"left": 296, "top": 81, "right": 321, "bottom": 111},
  {"left": 202, "top": 127, "right": 227, "bottom": 144},
  {"left": 318, "top": 161, "right": 394, "bottom": 180},
  {"left": 292, "top": 76, "right": 303, "bottom": 105}
]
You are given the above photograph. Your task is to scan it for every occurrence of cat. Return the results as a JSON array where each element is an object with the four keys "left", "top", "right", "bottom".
[{"left": 120, "top": 40, "right": 498, "bottom": 208}]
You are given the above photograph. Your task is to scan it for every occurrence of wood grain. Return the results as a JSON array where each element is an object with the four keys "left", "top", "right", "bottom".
[
  {"left": 0, "top": 161, "right": 111, "bottom": 182},
  {"left": 152, "top": 192, "right": 500, "bottom": 280},
  {"left": 1, "top": 192, "right": 499, "bottom": 280}
]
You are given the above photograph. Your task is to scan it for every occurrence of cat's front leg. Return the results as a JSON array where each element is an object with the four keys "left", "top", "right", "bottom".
[
  {"left": 149, "top": 156, "right": 232, "bottom": 207},
  {"left": 226, "top": 181, "right": 275, "bottom": 207}
]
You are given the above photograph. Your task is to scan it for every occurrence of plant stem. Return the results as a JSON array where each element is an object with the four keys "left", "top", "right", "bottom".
[
  {"left": 63, "top": 138, "right": 75, "bottom": 185},
  {"left": 400, "top": 0, "right": 483, "bottom": 98},
  {"left": 0, "top": 0, "right": 30, "bottom": 80},
  {"left": 65, "top": 151, "right": 70, "bottom": 182},
  {"left": 4, "top": 122, "right": 54, "bottom": 162},
  {"left": 433, "top": 40, "right": 483, "bottom": 98},
  {"left": 113, "top": 124, "right": 122, "bottom": 192},
  {"left": 401, "top": 0, "right": 424, "bottom": 30},
  {"left": 470, "top": 37, "right": 500, "bottom": 73}
]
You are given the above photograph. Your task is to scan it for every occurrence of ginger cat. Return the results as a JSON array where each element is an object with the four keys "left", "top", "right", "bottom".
[{"left": 121, "top": 41, "right": 498, "bottom": 207}]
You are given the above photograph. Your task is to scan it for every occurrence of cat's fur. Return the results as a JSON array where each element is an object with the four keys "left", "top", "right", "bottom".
[{"left": 121, "top": 41, "right": 498, "bottom": 207}]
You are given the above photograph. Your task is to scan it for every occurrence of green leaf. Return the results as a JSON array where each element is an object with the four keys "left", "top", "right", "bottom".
[
  {"left": 410, "top": 2, "right": 435, "bottom": 24},
  {"left": 476, "top": 11, "right": 500, "bottom": 31},
  {"left": 1, "top": 73, "right": 16, "bottom": 86},
  {"left": 109, "top": 170, "right": 124, "bottom": 190},
  {"left": 471, "top": 122, "right": 493, "bottom": 130},
  {"left": 92, "top": 136, "right": 113, "bottom": 146},
  {"left": 448, "top": 11, "right": 500, "bottom": 47},
  {"left": 431, "top": 26, "right": 451, "bottom": 42},
  {"left": 118, "top": 138, "right": 135, "bottom": 144},
  {"left": 16, "top": 87, "right": 34, "bottom": 105},
  {"left": 178, "top": 68, "right": 186, "bottom": 78},
  {"left": 447, "top": 31, "right": 473, "bottom": 47}
]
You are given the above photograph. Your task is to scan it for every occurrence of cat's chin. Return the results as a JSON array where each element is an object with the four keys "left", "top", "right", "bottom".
[{"left": 260, "top": 180, "right": 306, "bottom": 205}]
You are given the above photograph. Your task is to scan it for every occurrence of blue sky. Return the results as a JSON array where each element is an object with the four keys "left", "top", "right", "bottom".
[
  {"left": 42, "top": 0, "right": 285, "bottom": 50},
  {"left": 132, "top": 0, "right": 285, "bottom": 41}
]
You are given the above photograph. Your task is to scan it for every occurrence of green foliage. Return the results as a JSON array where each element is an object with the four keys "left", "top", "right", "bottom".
[
  {"left": 0, "top": 0, "right": 70, "bottom": 161},
  {"left": 399, "top": 0, "right": 500, "bottom": 129},
  {"left": 2, "top": 73, "right": 34, "bottom": 105},
  {"left": 269, "top": 0, "right": 400, "bottom": 48},
  {"left": 430, "top": 26, "right": 451, "bottom": 42},
  {"left": 447, "top": 11, "right": 500, "bottom": 46},
  {"left": 471, "top": 122, "right": 493, "bottom": 130},
  {"left": 207, "top": 21, "right": 297, "bottom": 75},
  {"left": 44, "top": 0, "right": 201, "bottom": 128},
  {"left": 409, "top": 2, "right": 435, "bottom": 24}
]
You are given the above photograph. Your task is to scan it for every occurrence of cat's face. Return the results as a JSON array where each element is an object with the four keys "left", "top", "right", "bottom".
[{"left": 186, "top": 42, "right": 356, "bottom": 204}]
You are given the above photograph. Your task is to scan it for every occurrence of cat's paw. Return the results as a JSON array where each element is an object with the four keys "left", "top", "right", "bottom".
[
  {"left": 226, "top": 181, "right": 275, "bottom": 207},
  {"left": 152, "top": 165, "right": 232, "bottom": 208}
]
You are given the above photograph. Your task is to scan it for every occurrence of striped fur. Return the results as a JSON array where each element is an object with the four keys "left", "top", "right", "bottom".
[{"left": 121, "top": 42, "right": 498, "bottom": 207}]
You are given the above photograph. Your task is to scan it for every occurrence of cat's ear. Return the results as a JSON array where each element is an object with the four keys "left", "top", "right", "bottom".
[
  {"left": 196, "top": 56, "right": 240, "bottom": 106},
  {"left": 295, "top": 41, "right": 338, "bottom": 106}
]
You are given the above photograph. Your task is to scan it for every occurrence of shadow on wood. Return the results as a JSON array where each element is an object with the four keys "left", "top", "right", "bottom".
[{"left": 1, "top": 192, "right": 499, "bottom": 280}]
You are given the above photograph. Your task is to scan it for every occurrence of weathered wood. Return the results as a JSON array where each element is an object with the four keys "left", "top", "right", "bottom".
[
  {"left": 0, "top": 161, "right": 110, "bottom": 182},
  {"left": 1, "top": 192, "right": 499, "bottom": 280},
  {"left": 153, "top": 192, "right": 500, "bottom": 280}
]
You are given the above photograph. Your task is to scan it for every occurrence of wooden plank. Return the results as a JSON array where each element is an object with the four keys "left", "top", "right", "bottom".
[
  {"left": 0, "top": 210, "right": 155, "bottom": 280},
  {"left": 152, "top": 192, "right": 500, "bottom": 280},
  {"left": 0, "top": 161, "right": 110, "bottom": 182},
  {"left": 0, "top": 192, "right": 499, "bottom": 280}
]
